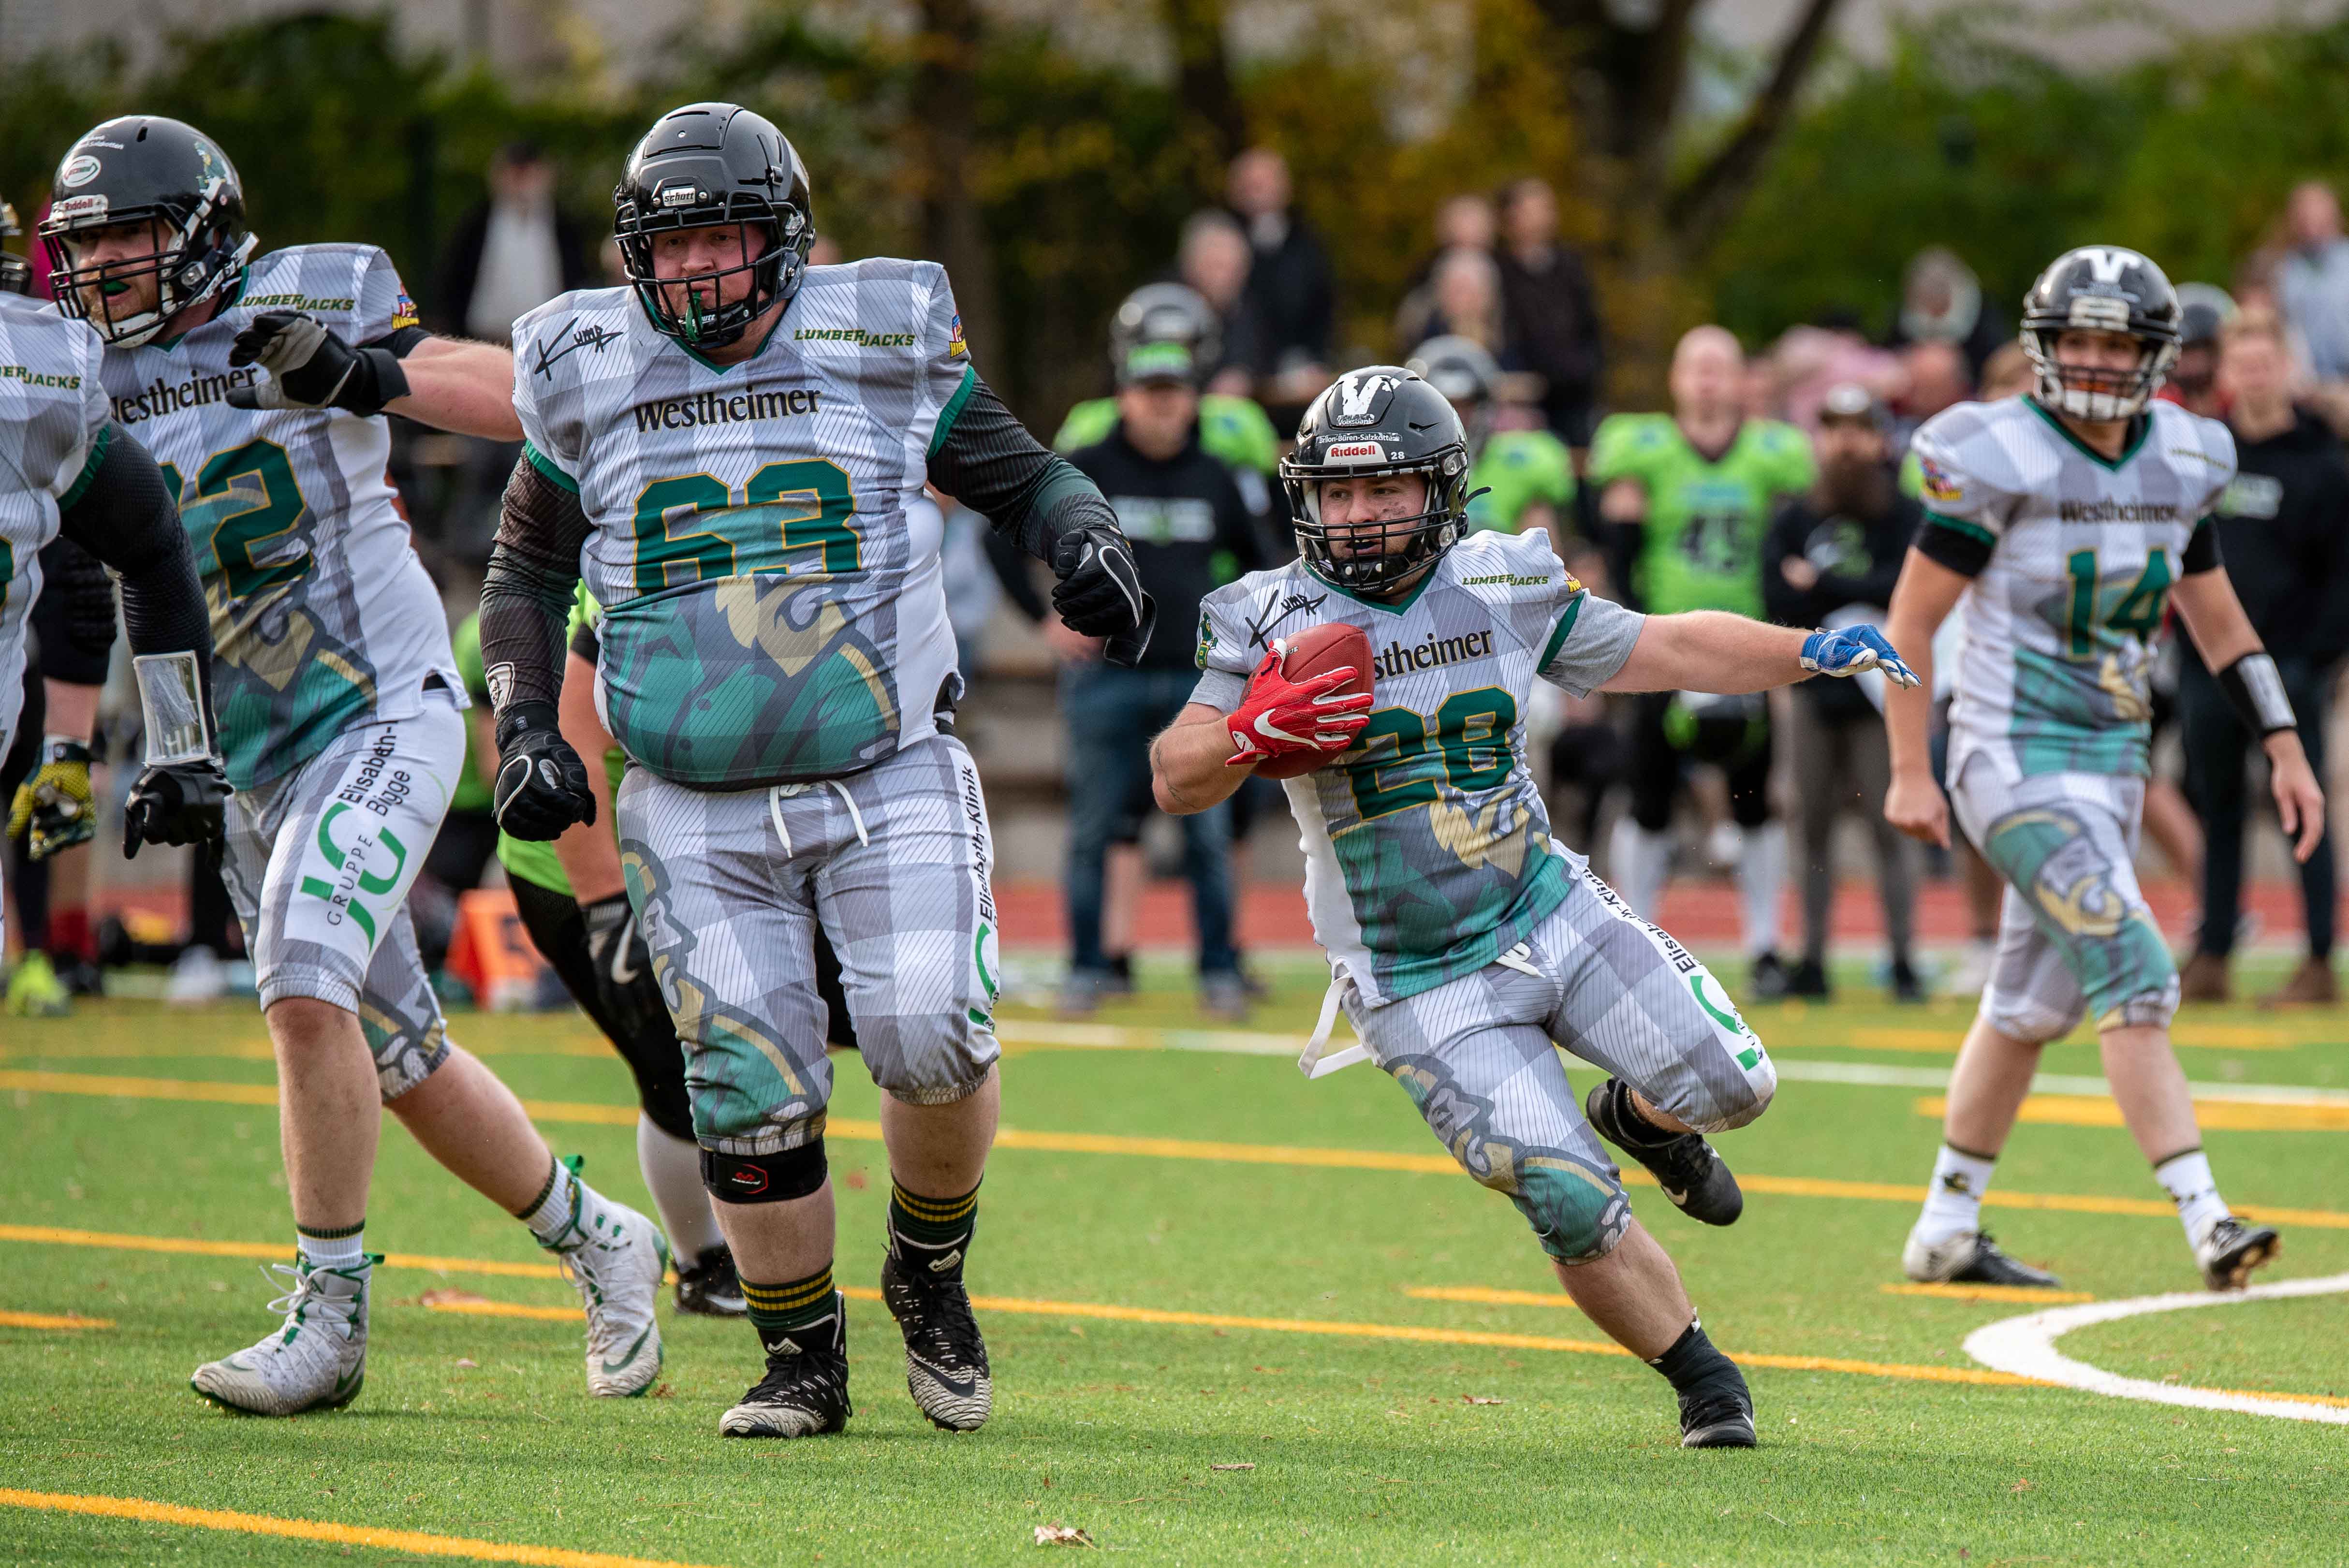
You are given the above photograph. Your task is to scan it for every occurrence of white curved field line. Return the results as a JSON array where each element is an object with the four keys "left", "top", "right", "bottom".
[{"left": 1963, "top": 1270, "right": 2349, "bottom": 1424}]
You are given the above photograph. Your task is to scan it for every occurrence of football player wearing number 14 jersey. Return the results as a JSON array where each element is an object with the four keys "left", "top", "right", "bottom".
[
  {"left": 44, "top": 116, "right": 667, "bottom": 1416},
  {"left": 1153, "top": 366, "right": 1918, "bottom": 1448}
]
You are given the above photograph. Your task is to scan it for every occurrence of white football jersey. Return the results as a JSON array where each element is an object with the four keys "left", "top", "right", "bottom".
[
  {"left": 1193, "top": 529, "right": 1644, "bottom": 1005},
  {"left": 512, "top": 259, "right": 969, "bottom": 788},
  {"left": 0, "top": 295, "right": 112, "bottom": 747},
  {"left": 1911, "top": 395, "right": 2233, "bottom": 782},
  {"left": 94, "top": 243, "right": 455, "bottom": 789}
]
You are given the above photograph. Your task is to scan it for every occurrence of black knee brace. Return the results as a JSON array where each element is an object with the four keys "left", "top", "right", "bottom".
[{"left": 701, "top": 1138, "right": 827, "bottom": 1204}]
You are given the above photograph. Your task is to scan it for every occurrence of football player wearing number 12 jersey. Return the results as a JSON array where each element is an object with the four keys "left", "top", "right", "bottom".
[
  {"left": 44, "top": 116, "right": 667, "bottom": 1416},
  {"left": 1153, "top": 366, "right": 1917, "bottom": 1448}
]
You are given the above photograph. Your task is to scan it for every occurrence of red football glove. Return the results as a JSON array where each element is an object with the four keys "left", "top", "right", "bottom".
[{"left": 1224, "top": 645, "right": 1373, "bottom": 768}]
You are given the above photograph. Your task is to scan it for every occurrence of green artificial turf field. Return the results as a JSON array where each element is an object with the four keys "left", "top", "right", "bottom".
[{"left": 3, "top": 957, "right": 2345, "bottom": 1565}]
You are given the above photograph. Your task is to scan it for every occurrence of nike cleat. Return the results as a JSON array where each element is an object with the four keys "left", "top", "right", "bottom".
[
  {"left": 1903, "top": 1229, "right": 2062, "bottom": 1288},
  {"left": 2196, "top": 1216, "right": 2280, "bottom": 1291},
  {"left": 1586, "top": 1078, "right": 1744, "bottom": 1226},
  {"left": 881, "top": 1249, "right": 992, "bottom": 1432},
  {"left": 1679, "top": 1378, "right": 1758, "bottom": 1449},
  {"left": 557, "top": 1198, "right": 669, "bottom": 1397},
  {"left": 191, "top": 1257, "right": 370, "bottom": 1416},
  {"left": 720, "top": 1299, "right": 852, "bottom": 1438},
  {"left": 675, "top": 1245, "right": 748, "bottom": 1318}
]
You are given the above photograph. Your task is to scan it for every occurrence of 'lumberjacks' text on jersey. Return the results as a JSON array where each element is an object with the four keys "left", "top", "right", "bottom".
[
  {"left": 0, "top": 295, "right": 111, "bottom": 748},
  {"left": 1193, "top": 530, "right": 1644, "bottom": 1004},
  {"left": 512, "top": 260, "right": 970, "bottom": 788},
  {"left": 1913, "top": 396, "right": 2234, "bottom": 781},
  {"left": 92, "top": 244, "right": 452, "bottom": 790}
]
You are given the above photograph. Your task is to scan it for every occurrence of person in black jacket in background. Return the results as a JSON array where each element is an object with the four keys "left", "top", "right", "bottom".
[
  {"left": 2177, "top": 312, "right": 2349, "bottom": 1005},
  {"left": 1762, "top": 384, "right": 1923, "bottom": 1001},
  {"left": 1056, "top": 333, "right": 1272, "bottom": 1020}
]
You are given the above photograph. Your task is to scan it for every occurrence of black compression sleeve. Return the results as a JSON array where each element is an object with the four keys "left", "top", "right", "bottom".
[
  {"left": 365, "top": 325, "right": 433, "bottom": 359},
  {"left": 568, "top": 617, "right": 600, "bottom": 665},
  {"left": 56, "top": 423, "right": 212, "bottom": 673},
  {"left": 1914, "top": 513, "right": 1994, "bottom": 577},
  {"left": 479, "top": 454, "right": 591, "bottom": 721},
  {"left": 2182, "top": 514, "right": 2224, "bottom": 574},
  {"left": 29, "top": 535, "right": 118, "bottom": 686},
  {"left": 926, "top": 375, "right": 1120, "bottom": 559}
]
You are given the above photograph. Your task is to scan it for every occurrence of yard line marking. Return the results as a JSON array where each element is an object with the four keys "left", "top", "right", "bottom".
[
  {"left": 420, "top": 1298, "right": 580, "bottom": 1322},
  {"left": 0, "top": 1225, "right": 566, "bottom": 1280},
  {"left": 0, "top": 1487, "right": 728, "bottom": 1567},
  {"left": 1915, "top": 1094, "right": 2349, "bottom": 1132},
  {"left": 991, "top": 1018, "right": 2304, "bottom": 1057},
  {"left": 1963, "top": 1271, "right": 2349, "bottom": 1423},
  {"left": 1770, "top": 1059, "right": 2349, "bottom": 1106},
  {"left": 9, "top": 1073, "right": 2348, "bottom": 1230},
  {"left": 1879, "top": 1283, "right": 2097, "bottom": 1305},
  {"left": 0, "top": 1310, "right": 113, "bottom": 1329}
]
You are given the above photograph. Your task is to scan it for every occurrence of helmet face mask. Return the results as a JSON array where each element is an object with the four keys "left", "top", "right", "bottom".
[
  {"left": 614, "top": 103, "right": 814, "bottom": 351},
  {"left": 1281, "top": 366, "right": 1472, "bottom": 595},
  {"left": 41, "top": 117, "right": 254, "bottom": 347},
  {"left": 0, "top": 202, "right": 28, "bottom": 295},
  {"left": 2019, "top": 245, "right": 2181, "bottom": 423},
  {"left": 1110, "top": 282, "right": 1217, "bottom": 388}
]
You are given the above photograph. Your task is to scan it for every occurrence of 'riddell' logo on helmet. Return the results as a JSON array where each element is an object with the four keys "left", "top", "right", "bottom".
[{"left": 1324, "top": 440, "right": 1386, "bottom": 464}]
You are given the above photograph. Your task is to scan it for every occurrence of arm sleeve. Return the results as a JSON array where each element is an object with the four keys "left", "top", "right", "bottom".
[
  {"left": 477, "top": 453, "right": 592, "bottom": 718},
  {"left": 1907, "top": 417, "right": 2009, "bottom": 578},
  {"left": 2180, "top": 513, "right": 2224, "bottom": 576},
  {"left": 569, "top": 616, "right": 601, "bottom": 665},
  {"left": 926, "top": 375, "right": 1123, "bottom": 560},
  {"left": 1539, "top": 586, "right": 1645, "bottom": 698},
  {"left": 1188, "top": 589, "right": 1259, "bottom": 714},
  {"left": 29, "top": 534, "right": 118, "bottom": 686},
  {"left": 54, "top": 424, "right": 212, "bottom": 671}
]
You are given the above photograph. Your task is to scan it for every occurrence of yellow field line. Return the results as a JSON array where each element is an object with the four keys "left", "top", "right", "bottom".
[
  {"left": 0, "top": 1310, "right": 113, "bottom": 1329},
  {"left": 422, "top": 1298, "right": 579, "bottom": 1322},
  {"left": 1879, "top": 1282, "right": 2098, "bottom": 1304},
  {"left": 0, "top": 1488, "right": 724, "bottom": 1568},
  {"left": 0, "top": 1225, "right": 566, "bottom": 1280},
  {"left": 1915, "top": 1094, "right": 2349, "bottom": 1133},
  {"left": 11, "top": 1068, "right": 2347, "bottom": 1230}
]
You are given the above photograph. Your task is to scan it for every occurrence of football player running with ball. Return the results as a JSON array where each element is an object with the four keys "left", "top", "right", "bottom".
[
  {"left": 479, "top": 104, "right": 1152, "bottom": 1440},
  {"left": 1882, "top": 247, "right": 2320, "bottom": 1293},
  {"left": 1151, "top": 366, "right": 1917, "bottom": 1447},
  {"left": 44, "top": 116, "right": 667, "bottom": 1415}
]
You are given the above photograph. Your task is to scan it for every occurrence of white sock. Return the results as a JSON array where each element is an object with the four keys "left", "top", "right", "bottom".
[
  {"left": 2154, "top": 1149, "right": 2229, "bottom": 1249},
  {"left": 295, "top": 1223, "right": 366, "bottom": 1273},
  {"left": 638, "top": 1114, "right": 725, "bottom": 1263},
  {"left": 1914, "top": 1144, "right": 1997, "bottom": 1246},
  {"left": 519, "top": 1156, "right": 590, "bottom": 1251},
  {"left": 1610, "top": 818, "right": 1673, "bottom": 920},
  {"left": 1739, "top": 820, "right": 1788, "bottom": 957}
]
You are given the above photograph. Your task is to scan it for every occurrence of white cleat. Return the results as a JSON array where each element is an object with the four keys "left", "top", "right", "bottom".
[
  {"left": 1903, "top": 1228, "right": 2062, "bottom": 1289},
  {"left": 191, "top": 1258, "right": 370, "bottom": 1416},
  {"left": 558, "top": 1197, "right": 669, "bottom": 1398}
]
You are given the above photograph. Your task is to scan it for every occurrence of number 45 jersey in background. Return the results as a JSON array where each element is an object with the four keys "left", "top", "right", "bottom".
[
  {"left": 93, "top": 243, "right": 454, "bottom": 790},
  {"left": 1586, "top": 411, "right": 1814, "bottom": 619},
  {"left": 513, "top": 260, "right": 971, "bottom": 790},
  {"left": 1192, "top": 529, "right": 1646, "bottom": 1006},
  {"left": 1912, "top": 395, "right": 2234, "bottom": 783}
]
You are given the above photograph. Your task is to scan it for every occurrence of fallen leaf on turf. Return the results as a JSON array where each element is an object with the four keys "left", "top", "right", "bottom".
[
  {"left": 454, "top": 1358, "right": 478, "bottom": 1369},
  {"left": 420, "top": 1289, "right": 492, "bottom": 1308},
  {"left": 2010, "top": 1479, "right": 2033, "bottom": 1493},
  {"left": 1034, "top": 1523, "right": 1094, "bottom": 1547},
  {"left": 652, "top": 1383, "right": 674, "bottom": 1399},
  {"left": 1461, "top": 1395, "right": 1506, "bottom": 1405},
  {"left": 1211, "top": 1463, "right": 1255, "bottom": 1472},
  {"left": 844, "top": 1170, "right": 868, "bottom": 1190}
]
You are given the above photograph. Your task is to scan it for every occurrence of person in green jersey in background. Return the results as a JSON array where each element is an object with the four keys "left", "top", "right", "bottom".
[
  {"left": 1592, "top": 325, "right": 1816, "bottom": 996},
  {"left": 1405, "top": 335, "right": 1576, "bottom": 538},
  {"left": 1054, "top": 284, "right": 1282, "bottom": 478}
]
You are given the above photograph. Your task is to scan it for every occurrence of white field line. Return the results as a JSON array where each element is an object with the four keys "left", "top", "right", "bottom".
[{"left": 1961, "top": 1271, "right": 2349, "bottom": 1425}]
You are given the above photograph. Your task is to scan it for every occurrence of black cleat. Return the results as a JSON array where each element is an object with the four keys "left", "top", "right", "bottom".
[
  {"left": 1889, "top": 957, "right": 1925, "bottom": 1004},
  {"left": 1586, "top": 1079, "right": 1744, "bottom": 1226},
  {"left": 1748, "top": 951, "right": 1792, "bottom": 1000},
  {"left": 2196, "top": 1216, "right": 2280, "bottom": 1291},
  {"left": 1903, "top": 1229, "right": 2062, "bottom": 1288},
  {"left": 1679, "top": 1382, "right": 1758, "bottom": 1449},
  {"left": 1785, "top": 959, "right": 1830, "bottom": 999},
  {"left": 881, "top": 1249, "right": 993, "bottom": 1431},
  {"left": 719, "top": 1300, "right": 851, "bottom": 1438},
  {"left": 675, "top": 1246, "right": 748, "bottom": 1319}
]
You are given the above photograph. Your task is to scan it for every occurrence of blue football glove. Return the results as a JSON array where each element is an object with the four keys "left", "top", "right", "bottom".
[{"left": 1800, "top": 625, "right": 1920, "bottom": 689}]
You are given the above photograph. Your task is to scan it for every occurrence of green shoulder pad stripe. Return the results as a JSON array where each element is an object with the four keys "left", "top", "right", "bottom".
[
  {"left": 928, "top": 364, "right": 979, "bottom": 459},
  {"left": 523, "top": 440, "right": 580, "bottom": 495},
  {"left": 1539, "top": 594, "right": 1585, "bottom": 672},
  {"left": 1923, "top": 510, "right": 1994, "bottom": 546},
  {"left": 58, "top": 423, "right": 114, "bottom": 511}
]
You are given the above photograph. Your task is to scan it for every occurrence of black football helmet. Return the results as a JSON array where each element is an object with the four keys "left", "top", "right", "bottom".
[
  {"left": 1109, "top": 282, "right": 1218, "bottom": 386},
  {"left": 2019, "top": 245, "right": 2181, "bottom": 422},
  {"left": 0, "top": 202, "right": 29, "bottom": 294},
  {"left": 1281, "top": 366, "right": 1472, "bottom": 595},
  {"left": 40, "top": 116, "right": 254, "bottom": 346},
  {"left": 613, "top": 103, "right": 814, "bottom": 350}
]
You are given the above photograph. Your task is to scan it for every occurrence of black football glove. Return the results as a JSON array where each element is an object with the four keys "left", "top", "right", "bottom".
[
  {"left": 123, "top": 759, "right": 232, "bottom": 859},
  {"left": 580, "top": 892, "right": 666, "bottom": 1040},
  {"left": 1050, "top": 524, "right": 1157, "bottom": 664},
  {"left": 226, "top": 311, "right": 411, "bottom": 416},
  {"left": 493, "top": 703, "right": 596, "bottom": 842}
]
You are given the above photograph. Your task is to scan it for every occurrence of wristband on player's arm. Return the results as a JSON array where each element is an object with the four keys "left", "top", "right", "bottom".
[{"left": 2218, "top": 651, "right": 2297, "bottom": 737}]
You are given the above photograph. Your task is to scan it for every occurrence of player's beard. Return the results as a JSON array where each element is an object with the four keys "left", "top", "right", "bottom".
[{"left": 1816, "top": 454, "right": 1893, "bottom": 521}]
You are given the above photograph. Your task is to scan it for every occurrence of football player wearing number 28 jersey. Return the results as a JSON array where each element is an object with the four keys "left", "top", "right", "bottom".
[
  {"left": 1882, "top": 247, "right": 2321, "bottom": 1294},
  {"left": 1153, "top": 366, "right": 1919, "bottom": 1449},
  {"left": 44, "top": 116, "right": 667, "bottom": 1417}
]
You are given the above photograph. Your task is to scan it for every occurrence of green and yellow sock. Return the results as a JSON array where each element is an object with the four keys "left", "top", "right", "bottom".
[
  {"left": 742, "top": 1265, "right": 839, "bottom": 1356},
  {"left": 888, "top": 1180, "right": 979, "bottom": 1282}
]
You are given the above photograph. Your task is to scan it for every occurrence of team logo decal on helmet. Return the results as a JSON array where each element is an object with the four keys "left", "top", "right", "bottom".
[
  {"left": 0, "top": 202, "right": 29, "bottom": 295},
  {"left": 2019, "top": 245, "right": 2182, "bottom": 423},
  {"left": 40, "top": 116, "right": 256, "bottom": 348},
  {"left": 1279, "top": 366, "right": 1475, "bottom": 595}
]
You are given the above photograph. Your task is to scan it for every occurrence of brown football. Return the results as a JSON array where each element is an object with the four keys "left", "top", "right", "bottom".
[{"left": 1254, "top": 621, "right": 1376, "bottom": 780}]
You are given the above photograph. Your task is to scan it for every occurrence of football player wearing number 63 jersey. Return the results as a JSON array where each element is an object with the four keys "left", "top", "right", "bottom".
[
  {"left": 44, "top": 116, "right": 667, "bottom": 1418},
  {"left": 1152, "top": 366, "right": 1920, "bottom": 1449},
  {"left": 477, "top": 103, "right": 1152, "bottom": 1442},
  {"left": 1880, "top": 246, "right": 2322, "bottom": 1295}
]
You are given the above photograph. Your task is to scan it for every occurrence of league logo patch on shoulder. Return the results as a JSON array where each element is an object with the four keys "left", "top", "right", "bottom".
[
  {"left": 948, "top": 311, "right": 967, "bottom": 358},
  {"left": 392, "top": 290, "right": 419, "bottom": 331},
  {"left": 1561, "top": 571, "right": 1583, "bottom": 595},
  {"left": 1918, "top": 455, "right": 1962, "bottom": 505},
  {"left": 1196, "top": 607, "right": 1215, "bottom": 669}
]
